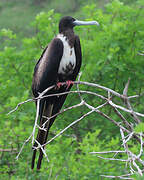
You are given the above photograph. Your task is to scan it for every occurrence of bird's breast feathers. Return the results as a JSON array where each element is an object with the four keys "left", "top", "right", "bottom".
[{"left": 57, "top": 34, "right": 76, "bottom": 75}]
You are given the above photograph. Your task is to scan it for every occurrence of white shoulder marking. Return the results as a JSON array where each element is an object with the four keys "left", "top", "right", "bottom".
[{"left": 57, "top": 34, "right": 76, "bottom": 75}]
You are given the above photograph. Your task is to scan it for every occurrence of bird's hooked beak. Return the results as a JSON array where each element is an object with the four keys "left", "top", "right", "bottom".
[{"left": 73, "top": 19, "right": 99, "bottom": 26}]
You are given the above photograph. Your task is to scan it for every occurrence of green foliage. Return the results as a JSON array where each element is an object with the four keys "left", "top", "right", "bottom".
[
  {"left": 134, "top": 123, "right": 144, "bottom": 133},
  {"left": 0, "top": 29, "right": 16, "bottom": 39},
  {"left": 0, "top": 0, "right": 144, "bottom": 179}
]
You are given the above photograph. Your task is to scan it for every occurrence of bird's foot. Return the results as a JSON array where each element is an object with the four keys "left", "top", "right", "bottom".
[
  {"left": 66, "top": 80, "right": 74, "bottom": 89},
  {"left": 56, "top": 82, "right": 65, "bottom": 89}
]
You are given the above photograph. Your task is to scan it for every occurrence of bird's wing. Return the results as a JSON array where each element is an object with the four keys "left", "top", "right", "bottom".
[
  {"left": 31, "top": 38, "right": 64, "bottom": 170},
  {"left": 32, "top": 38, "right": 64, "bottom": 97},
  {"left": 33, "top": 45, "right": 48, "bottom": 74},
  {"left": 71, "top": 35, "right": 82, "bottom": 80}
]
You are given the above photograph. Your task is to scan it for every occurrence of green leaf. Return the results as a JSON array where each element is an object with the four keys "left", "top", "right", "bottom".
[{"left": 134, "top": 123, "right": 144, "bottom": 133}]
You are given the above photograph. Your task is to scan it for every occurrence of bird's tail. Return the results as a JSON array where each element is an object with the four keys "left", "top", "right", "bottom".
[
  {"left": 31, "top": 92, "right": 69, "bottom": 170},
  {"left": 31, "top": 101, "right": 53, "bottom": 170}
]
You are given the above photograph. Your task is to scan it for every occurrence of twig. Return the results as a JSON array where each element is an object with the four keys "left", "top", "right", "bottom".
[
  {"left": 96, "top": 109, "right": 130, "bottom": 133},
  {"left": 40, "top": 101, "right": 110, "bottom": 148},
  {"left": 74, "top": 81, "right": 125, "bottom": 99},
  {"left": 100, "top": 174, "right": 133, "bottom": 180},
  {"left": 39, "top": 90, "right": 107, "bottom": 101},
  {"left": 123, "top": 78, "right": 130, "bottom": 97},
  {"left": 122, "top": 132, "right": 134, "bottom": 145},
  {"left": 108, "top": 100, "right": 144, "bottom": 117},
  {"left": 138, "top": 52, "right": 144, "bottom": 56},
  {"left": 137, "top": 133, "right": 143, "bottom": 158},
  {"left": 32, "top": 99, "right": 40, "bottom": 145},
  {"left": 16, "top": 135, "right": 32, "bottom": 160},
  {"left": 34, "top": 140, "right": 49, "bottom": 163},
  {"left": 97, "top": 155, "right": 128, "bottom": 162},
  {"left": 7, "top": 98, "right": 33, "bottom": 115},
  {"left": 77, "top": 72, "right": 84, "bottom": 102},
  {"left": 112, "top": 107, "right": 132, "bottom": 130},
  {"left": 90, "top": 150, "right": 126, "bottom": 154},
  {"left": 123, "top": 79, "right": 141, "bottom": 123},
  {"left": 42, "top": 108, "right": 93, "bottom": 147},
  {"left": 42, "top": 101, "right": 84, "bottom": 128},
  {"left": 0, "top": 148, "right": 17, "bottom": 152},
  {"left": 120, "top": 128, "right": 144, "bottom": 176}
]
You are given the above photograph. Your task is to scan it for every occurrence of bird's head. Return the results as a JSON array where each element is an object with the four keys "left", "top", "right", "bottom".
[{"left": 59, "top": 16, "right": 99, "bottom": 33}]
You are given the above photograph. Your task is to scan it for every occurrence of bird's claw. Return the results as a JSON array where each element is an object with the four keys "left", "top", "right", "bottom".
[
  {"left": 56, "top": 82, "right": 64, "bottom": 89},
  {"left": 56, "top": 81, "right": 74, "bottom": 90},
  {"left": 66, "top": 80, "right": 74, "bottom": 89}
]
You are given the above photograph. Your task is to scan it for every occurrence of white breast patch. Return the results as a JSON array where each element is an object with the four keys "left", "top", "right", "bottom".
[{"left": 57, "top": 34, "right": 76, "bottom": 75}]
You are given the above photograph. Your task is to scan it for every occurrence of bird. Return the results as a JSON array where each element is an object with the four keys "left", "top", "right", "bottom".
[{"left": 31, "top": 16, "right": 99, "bottom": 170}]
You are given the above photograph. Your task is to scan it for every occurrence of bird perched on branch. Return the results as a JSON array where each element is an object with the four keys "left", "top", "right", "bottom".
[{"left": 31, "top": 16, "right": 99, "bottom": 170}]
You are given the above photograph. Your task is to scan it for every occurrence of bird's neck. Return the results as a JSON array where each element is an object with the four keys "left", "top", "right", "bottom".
[{"left": 60, "top": 29, "right": 75, "bottom": 48}]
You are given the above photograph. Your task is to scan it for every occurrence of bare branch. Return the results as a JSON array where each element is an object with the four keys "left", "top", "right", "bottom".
[
  {"left": 120, "top": 129, "right": 144, "bottom": 176},
  {"left": 39, "top": 90, "right": 107, "bottom": 101},
  {"left": 138, "top": 52, "right": 144, "bottom": 56},
  {"left": 126, "top": 98, "right": 141, "bottom": 123},
  {"left": 16, "top": 135, "right": 32, "bottom": 160},
  {"left": 42, "top": 108, "right": 93, "bottom": 147},
  {"left": 75, "top": 81, "right": 125, "bottom": 98},
  {"left": 7, "top": 98, "right": 33, "bottom": 115},
  {"left": 123, "top": 78, "right": 130, "bottom": 96},
  {"left": 34, "top": 140, "right": 49, "bottom": 163},
  {"left": 97, "top": 155, "right": 128, "bottom": 162},
  {"left": 100, "top": 174, "right": 133, "bottom": 180},
  {"left": 137, "top": 133, "right": 143, "bottom": 158},
  {"left": 96, "top": 109, "right": 130, "bottom": 133},
  {"left": 90, "top": 150, "right": 126, "bottom": 154},
  {"left": 7, "top": 78, "right": 144, "bottom": 178},
  {"left": 42, "top": 101, "right": 84, "bottom": 128},
  {"left": 108, "top": 100, "right": 144, "bottom": 117},
  {"left": 77, "top": 72, "right": 84, "bottom": 102},
  {"left": 32, "top": 99, "right": 40, "bottom": 145},
  {"left": 0, "top": 148, "right": 17, "bottom": 152},
  {"left": 112, "top": 107, "right": 133, "bottom": 130}
]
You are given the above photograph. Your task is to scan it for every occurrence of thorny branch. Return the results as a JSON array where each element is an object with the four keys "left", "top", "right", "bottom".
[{"left": 8, "top": 75, "right": 144, "bottom": 179}]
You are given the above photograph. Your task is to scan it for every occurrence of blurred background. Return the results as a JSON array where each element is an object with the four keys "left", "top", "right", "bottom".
[{"left": 0, "top": 0, "right": 136, "bottom": 37}]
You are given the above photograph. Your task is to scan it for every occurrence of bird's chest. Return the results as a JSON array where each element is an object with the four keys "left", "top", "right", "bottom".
[{"left": 58, "top": 35, "right": 76, "bottom": 75}]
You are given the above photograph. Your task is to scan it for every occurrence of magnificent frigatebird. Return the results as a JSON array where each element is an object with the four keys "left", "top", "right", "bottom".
[{"left": 31, "top": 16, "right": 99, "bottom": 170}]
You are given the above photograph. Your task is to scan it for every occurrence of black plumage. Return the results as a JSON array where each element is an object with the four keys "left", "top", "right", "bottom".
[{"left": 31, "top": 16, "right": 99, "bottom": 170}]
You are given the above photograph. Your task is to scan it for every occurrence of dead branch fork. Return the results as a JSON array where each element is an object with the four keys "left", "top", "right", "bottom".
[{"left": 8, "top": 73, "right": 144, "bottom": 179}]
